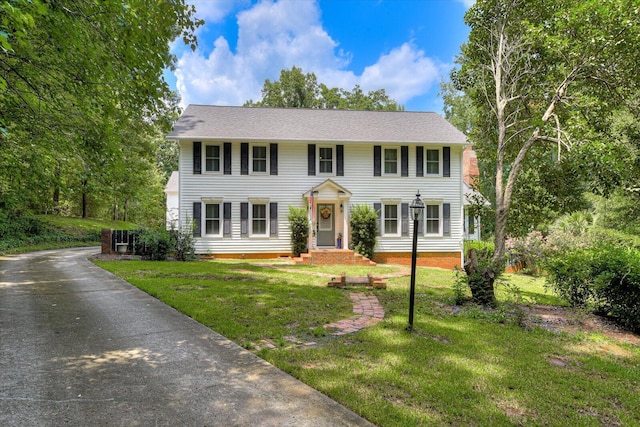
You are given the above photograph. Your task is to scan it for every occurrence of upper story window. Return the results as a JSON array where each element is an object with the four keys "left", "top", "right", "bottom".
[
  {"left": 384, "top": 147, "right": 398, "bottom": 175},
  {"left": 205, "top": 203, "right": 221, "bottom": 235},
  {"left": 426, "top": 149, "right": 440, "bottom": 175},
  {"left": 319, "top": 147, "right": 334, "bottom": 174},
  {"left": 252, "top": 145, "right": 267, "bottom": 173},
  {"left": 205, "top": 145, "right": 221, "bottom": 172}
]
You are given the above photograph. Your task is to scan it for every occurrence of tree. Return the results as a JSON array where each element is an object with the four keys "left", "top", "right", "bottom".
[
  {"left": 245, "top": 66, "right": 403, "bottom": 111},
  {"left": 0, "top": 1, "right": 202, "bottom": 221},
  {"left": 454, "top": 0, "right": 640, "bottom": 304}
]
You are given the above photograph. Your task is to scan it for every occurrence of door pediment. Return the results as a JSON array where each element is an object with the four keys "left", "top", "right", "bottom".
[{"left": 303, "top": 179, "right": 352, "bottom": 200}]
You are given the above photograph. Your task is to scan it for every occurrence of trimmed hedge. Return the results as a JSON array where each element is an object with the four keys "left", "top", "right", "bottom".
[
  {"left": 546, "top": 245, "right": 640, "bottom": 332},
  {"left": 349, "top": 204, "right": 377, "bottom": 260}
]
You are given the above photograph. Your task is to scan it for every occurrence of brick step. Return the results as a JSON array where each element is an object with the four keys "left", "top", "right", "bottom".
[
  {"left": 293, "top": 249, "right": 376, "bottom": 266},
  {"left": 328, "top": 273, "right": 387, "bottom": 289}
]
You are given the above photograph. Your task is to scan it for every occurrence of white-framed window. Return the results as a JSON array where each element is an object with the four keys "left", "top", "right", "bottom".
[
  {"left": 384, "top": 147, "right": 398, "bottom": 175},
  {"left": 383, "top": 204, "right": 399, "bottom": 235},
  {"left": 425, "top": 148, "right": 440, "bottom": 175},
  {"left": 425, "top": 204, "right": 441, "bottom": 235},
  {"left": 318, "top": 146, "right": 334, "bottom": 174},
  {"left": 252, "top": 144, "right": 268, "bottom": 173},
  {"left": 251, "top": 203, "right": 268, "bottom": 236},
  {"left": 205, "top": 144, "right": 221, "bottom": 172},
  {"left": 205, "top": 203, "right": 221, "bottom": 235}
]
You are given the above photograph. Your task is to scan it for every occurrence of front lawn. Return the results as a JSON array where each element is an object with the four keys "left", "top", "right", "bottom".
[{"left": 95, "top": 259, "right": 640, "bottom": 426}]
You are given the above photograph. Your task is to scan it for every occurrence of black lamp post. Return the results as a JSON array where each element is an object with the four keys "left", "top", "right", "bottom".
[{"left": 407, "top": 190, "right": 424, "bottom": 331}]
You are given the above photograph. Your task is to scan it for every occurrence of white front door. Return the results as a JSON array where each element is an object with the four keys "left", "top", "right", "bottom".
[{"left": 317, "top": 204, "right": 335, "bottom": 247}]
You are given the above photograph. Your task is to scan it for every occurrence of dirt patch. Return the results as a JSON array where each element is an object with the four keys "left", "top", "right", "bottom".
[{"left": 524, "top": 305, "right": 640, "bottom": 345}]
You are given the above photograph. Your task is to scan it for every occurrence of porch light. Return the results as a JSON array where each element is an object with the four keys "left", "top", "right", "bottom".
[{"left": 407, "top": 190, "right": 424, "bottom": 331}]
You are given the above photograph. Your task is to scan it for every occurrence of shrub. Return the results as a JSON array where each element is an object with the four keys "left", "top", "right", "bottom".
[
  {"left": 505, "top": 231, "right": 548, "bottom": 274},
  {"left": 135, "top": 228, "right": 171, "bottom": 260},
  {"left": 349, "top": 204, "right": 377, "bottom": 260},
  {"left": 546, "top": 244, "right": 640, "bottom": 332},
  {"left": 288, "top": 206, "right": 308, "bottom": 257},
  {"left": 171, "top": 220, "right": 196, "bottom": 261}
]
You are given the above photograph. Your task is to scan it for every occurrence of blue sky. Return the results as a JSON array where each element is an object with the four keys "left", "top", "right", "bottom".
[{"left": 168, "top": 0, "right": 472, "bottom": 112}]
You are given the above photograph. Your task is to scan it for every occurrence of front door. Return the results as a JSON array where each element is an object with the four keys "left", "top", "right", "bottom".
[{"left": 317, "top": 204, "right": 335, "bottom": 247}]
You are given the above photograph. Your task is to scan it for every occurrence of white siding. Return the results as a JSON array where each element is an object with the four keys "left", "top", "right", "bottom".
[{"left": 179, "top": 140, "right": 464, "bottom": 255}]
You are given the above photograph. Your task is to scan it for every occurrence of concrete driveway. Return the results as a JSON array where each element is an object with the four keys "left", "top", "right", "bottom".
[{"left": 0, "top": 247, "right": 373, "bottom": 426}]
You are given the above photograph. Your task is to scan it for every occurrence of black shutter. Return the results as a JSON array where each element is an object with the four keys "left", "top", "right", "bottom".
[
  {"left": 373, "top": 202, "right": 381, "bottom": 236},
  {"left": 193, "top": 202, "right": 202, "bottom": 237},
  {"left": 401, "top": 203, "right": 409, "bottom": 236},
  {"left": 337, "top": 145, "right": 344, "bottom": 176},
  {"left": 241, "top": 143, "right": 249, "bottom": 175},
  {"left": 270, "top": 143, "right": 278, "bottom": 175},
  {"left": 223, "top": 202, "right": 232, "bottom": 236},
  {"left": 308, "top": 144, "right": 316, "bottom": 176},
  {"left": 416, "top": 146, "right": 423, "bottom": 177},
  {"left": 401, "top": 146, "right": 409, "bottom": 177},
  {"left": 443, "top": 146, "right": 451, "bottom": 177},
  {"left": 270, "top": 202, "right": 278, "bottom": 236},
  {"left": 223, "top": 142, "right": 232, "bottom": 175},
  {"left": 373, "top": 146, "right": 381, "bottom": 176},
  {"left": 193, "top": 141, "right": 201, "bottom": 175},
  {"left": 443, "top": 203, "right": 451, "bottom": 235},
  {"left": 240, "top": 202, "right": 248, "bottom": 236}
]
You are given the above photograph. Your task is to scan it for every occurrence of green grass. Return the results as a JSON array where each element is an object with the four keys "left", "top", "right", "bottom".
[
  {"left": 37, "top": 214, "right": 137, "bottom": 234},
  {"left": 1, "top": 214, "right": 137, "bottom": 254},
  {"left": 96, "top": 260, "right": 640, "bottom": 426}
]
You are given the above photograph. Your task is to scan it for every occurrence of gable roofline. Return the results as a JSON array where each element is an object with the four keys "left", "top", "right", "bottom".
[
  {"left": 303, "top": 179, "right": 353, "bottom": 198},
  {"left": 168, "top": 105, "right": 467, "bottom": 145}
]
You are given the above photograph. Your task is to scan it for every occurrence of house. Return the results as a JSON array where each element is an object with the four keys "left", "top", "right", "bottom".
[
  {"left": 167, "top": 105, "right": 467, "bottom": 269},
  {"left": 462, "top": 146, "right": 486, "bottom": 241},
  {"left": 164, "top": 171, "right": 179, "bottom": 230}
]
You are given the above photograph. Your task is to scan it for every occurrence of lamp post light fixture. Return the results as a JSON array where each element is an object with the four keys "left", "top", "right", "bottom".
[{"left": 407, "top": 190, "right": 424, "bottom": 331}]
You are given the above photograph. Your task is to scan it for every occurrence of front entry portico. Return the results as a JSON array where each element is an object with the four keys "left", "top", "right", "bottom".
[{"left": 303, "top": 179, "right": 352, "bottom": 250}]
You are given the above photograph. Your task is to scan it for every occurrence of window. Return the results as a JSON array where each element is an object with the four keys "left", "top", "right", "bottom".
[
  {"left": 384, "top": 148, "right": 398, "bottom": 175},
  {"left": 252, "top": 145, "right": 267, "bottom": 173},
  {"left": 384, "top": 204, "right": 399, "bottom": 235},
  {"left": 252, "top": 204, "right": 267, "bottom": 235},
  {"left": 205, "top": 203, "right": 221, "bottom": 235},
  {"left": 426, "top": 204, "right": 440, "bottom": 234},
  {"left": 426, "top": 149, "right": 440, "bottom": 175},
  {"left": 205, "top": 145, "right": 221, "bottom": 172},
  {"left": 319, "top": 147, "right": 333, "bottom": 174}
]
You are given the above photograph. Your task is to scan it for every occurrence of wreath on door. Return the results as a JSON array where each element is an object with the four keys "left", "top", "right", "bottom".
[{"left": 320, "top": 207, "right": 332, "bottom": 220}]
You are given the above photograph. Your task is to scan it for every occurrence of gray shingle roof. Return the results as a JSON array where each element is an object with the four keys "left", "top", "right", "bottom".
[{"left": 168, "top": 105, "right": 466, "bottom": 145}]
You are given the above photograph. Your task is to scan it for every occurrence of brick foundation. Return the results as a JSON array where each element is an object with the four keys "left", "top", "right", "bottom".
[
  {"left": 373, "top": 252, "right": 462, "bottom": 270},
  {"left": 201, "top": 252, "right": 291, "bottom": 260}
]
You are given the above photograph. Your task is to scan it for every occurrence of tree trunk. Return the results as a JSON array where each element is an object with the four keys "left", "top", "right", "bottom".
[
  {"left": 464, "top": 248, "right": 497, "bottom": 306},
  {"left": 82, "top": 179, "right": 88, "bottom": 218}
]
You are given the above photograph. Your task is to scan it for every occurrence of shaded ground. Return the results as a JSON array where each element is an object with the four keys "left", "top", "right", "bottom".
[{"left": 524, "top": 304, "right": 640, "bottom": 345}]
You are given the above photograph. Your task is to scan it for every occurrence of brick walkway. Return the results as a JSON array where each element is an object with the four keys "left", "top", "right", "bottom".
[
  {"left": 256, "top": 292, "right": 385, "bottom": 350},
  {"left": 324, "top": 293, "right": 385, "bottom": 335}
]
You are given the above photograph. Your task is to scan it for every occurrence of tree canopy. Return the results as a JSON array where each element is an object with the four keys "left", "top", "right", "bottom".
[
  {"left": 1, "top": 0, "right": 202, "bottom": 222},
  {"left": 451, "top": 0, "right": 640, "bottom": 303},
  {"left": 245, "top": 66, "right": 404, "bottom": 111}
]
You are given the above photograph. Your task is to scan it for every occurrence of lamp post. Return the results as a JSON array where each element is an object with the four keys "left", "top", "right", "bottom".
[{"left": 407, "top": 190, "right": 424, "bottom": 331}]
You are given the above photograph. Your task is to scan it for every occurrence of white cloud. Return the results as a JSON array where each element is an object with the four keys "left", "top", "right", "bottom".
[
  {"left": 174, "top": 0, "right": 447, "bottom": 109},
  {"left": 360, "top": 43, "right": 444, "bottom": 104}
]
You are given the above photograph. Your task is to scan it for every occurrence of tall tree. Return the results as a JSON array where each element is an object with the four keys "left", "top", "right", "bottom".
[
  {"left": 245, "top": 66, "right": 403, "bottom": 111},
  {"left": 454, "top": 0, "right": 640, "bottom": 304},
  {"left": 0, "top": 0, "right": 202, "bottom": 219}
]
